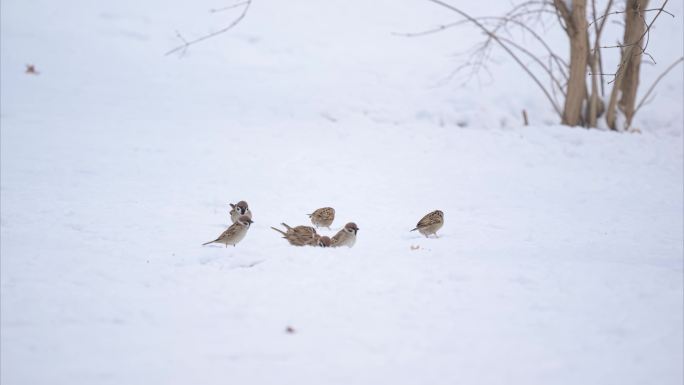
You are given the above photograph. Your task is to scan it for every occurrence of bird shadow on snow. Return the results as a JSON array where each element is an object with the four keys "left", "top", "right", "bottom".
[{"left": 400, "top": 233, "right": 449, "bottom": 241}]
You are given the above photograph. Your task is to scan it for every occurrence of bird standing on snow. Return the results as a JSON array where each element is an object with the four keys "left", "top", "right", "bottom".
[
  {"left": 271, "top": 223, "right": 320, "bottom": 247},
  {"left": 203, "top": 215, "right": 253, "bottom": 247},
  {"left": 229, "top": 201, "right": 252, "bottom": 223},
  {"left": 308, "top": 207, "right": 335, "bottom": 229},
  {"left": 411, "top": 210, "right": 444, "bottom": 238},
  {"left": 331, "top": 222, "right": 359, "bottom": 248}
]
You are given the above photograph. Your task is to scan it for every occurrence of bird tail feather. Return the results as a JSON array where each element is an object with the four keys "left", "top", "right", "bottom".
[{"left": 271, "top": 226, "right": 287, "bottom": 236}]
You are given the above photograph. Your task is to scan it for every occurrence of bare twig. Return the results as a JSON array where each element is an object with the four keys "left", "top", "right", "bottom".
[
  {"left": 601, "top": 0, "right": 672, "bottom": 51},
  {"left": 210, "top": 1, "right": 250, "bottom": 13},
  {"left": 392, "top": 20, "right": 471, "bottom": 37},
  {"left": 588, "top": 7, "right": 674, "bottom": 27},
  {"left": 482, "top": 3, "right": 559, "bottom": 62},
  {"left": 498, "top": 36, "right": 567, "bottom": 96},
  {"left": 438, "top": 47, "right": 496, "bottom": 86},
  {"left": 395, "top": 15, "right": 569, "bottom": 80},
  {"left": 591, "top": 0, "right": 614, "bottom": 96},
  {"left": 552, "top": 0, "right": 574, "bottom": 34},
  {"left": 633, "top": 56, "right": 684, "bottom": 115},
  {"left": 425, "top": 0, "right": 563, "bottom": 117},
  {"left": 604, "top": 0, "right": 670, "bottom": 85},
  {"left": 166, "top": 0, "right": 252, "bottom": 56},
  {"left": 587, "top": 0, "right": 614, "bottom": 126}
]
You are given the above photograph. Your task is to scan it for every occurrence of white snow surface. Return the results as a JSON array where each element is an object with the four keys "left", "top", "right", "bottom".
[{"left": 1, "top": 0, "right": 683, "bottom": 384}]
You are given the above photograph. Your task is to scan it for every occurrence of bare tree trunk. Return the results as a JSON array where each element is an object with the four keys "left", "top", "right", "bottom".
[
  {"left": 555, "top": 0, "right": 589, "bottom": 126},
  {"left": 588, "top": 38, "right": 600, "bottom": 127},
  {"left": 606, "top": 0, "right": 649, "bottom": 130},
  {"left": 619, "top": 0, "right": 649, "bottom": 128},
  {"left": 605, "top": 66, "right": 625, "bottom": 130}
]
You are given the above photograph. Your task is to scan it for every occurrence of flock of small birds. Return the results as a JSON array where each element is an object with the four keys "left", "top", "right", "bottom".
[{"left": 202, "top": 201, "right": 444, "bottom": 248}]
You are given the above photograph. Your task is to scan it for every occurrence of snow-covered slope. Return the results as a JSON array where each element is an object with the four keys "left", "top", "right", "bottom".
[{"left": 1, "top": 0, "right": 682, "bottom": 384}]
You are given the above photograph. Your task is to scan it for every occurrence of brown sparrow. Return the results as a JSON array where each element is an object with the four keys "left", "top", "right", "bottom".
[
  {"left": 203, "top": 215, "right": 253, "bottom": 247},
  {"left": 411, "top": 210, "right": 444, "bottom": 238},
  {"left": 317, "top": 236, "right": 332, "bottom": 248},
  {"left": 308, "top": 207, "right": 335, "bottom": 229},
  {"left": 271, "top": 223, "right": 319, "bottom": 247},
  {"left": 229, "top": 201, "right": 251, "bottom": 223},
  {"left": 331, "top": 222, "right": 359, "bottom": 248}
]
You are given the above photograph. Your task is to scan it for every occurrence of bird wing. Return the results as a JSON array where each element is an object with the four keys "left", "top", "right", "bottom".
[
  {"left": 219, "top": 223, "right": 239, "bottom": 239},
  {"left": 294, "top": 226, "right": 316, "bottom": 235},
  {"left": 331, "top": 229, "right": 345, "bottom": 244},
  {"left": 416, "top": 212, "right": 438, "bottom": 228}
]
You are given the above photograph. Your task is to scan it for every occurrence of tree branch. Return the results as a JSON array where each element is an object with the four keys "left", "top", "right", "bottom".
[
  {"left": 166, "top": 0, "right": 252, "bottom": 56},
  {"left": 633, "top": 56, "right": 684, "bottom": 116},
  {"left": 425, "top": 0, "right": 564, "bottom": 117},
  {"left": 394, "top": 15, "right": 569, "bottom": 80},
  {"left": 588, "top": 7, "right": 674, "bottom": 27}
]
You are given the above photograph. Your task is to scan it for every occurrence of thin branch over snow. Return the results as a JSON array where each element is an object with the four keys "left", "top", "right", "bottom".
[
  {"left": 588, "top": 7, "right": 674, "bottom": 27},
  {"left": 419, "top": 0, "right": 564, "bottom": 117},
  {"left": 165, "top": 0, "right": 252, "bottom": 56},
  {"left": 600, "top": 0, "right": 673, "bottom": 64},
  {"left": 394, "top": 15, "right": 569, "bottom": 81},
  {"left": 210, "top": 1, "right": 250, "bottom": 13},
  {"left": 633, "top": 57, "right": 684, "bottom": 117}
]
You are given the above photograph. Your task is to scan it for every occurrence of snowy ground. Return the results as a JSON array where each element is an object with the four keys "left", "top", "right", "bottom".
[{"left": 1, "top": 0, "right": 683, "bottom": 384}]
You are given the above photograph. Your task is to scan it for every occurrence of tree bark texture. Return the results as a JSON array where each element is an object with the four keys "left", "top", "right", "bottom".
[
  {"left": 555, "top": 0, "right": 589, "bottom": 126},
  {"left": 606, "top": 0, "right": 649, "bottom": 130}
]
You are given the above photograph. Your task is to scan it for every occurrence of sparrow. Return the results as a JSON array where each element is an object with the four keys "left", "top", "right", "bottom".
[
  {"left": 331, "top": 222, "right": 359, "bottom": 248},
  {"left": 317, "top": 236, "right": 332, "bottom": 248},
  {"left": 411, "top": 210, "right": 444, "bottom": 238},
  {"left": 308, "top": 207, "right": 335, "bottom": 229},
  {"left": 229, "top": 200, "right": 251, "bottom": 223},
  {"left": 271, "top": 223, "right": 319, "bottom": 247},
  {"left": 203, "top": 215, "right": 253, "bottom": 247}
]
